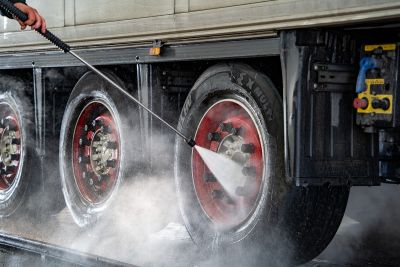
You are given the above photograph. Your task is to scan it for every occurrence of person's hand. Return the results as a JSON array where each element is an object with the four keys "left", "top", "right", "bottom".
[{"left": 13, "top": 3, "right": 46, "bottom": 33}]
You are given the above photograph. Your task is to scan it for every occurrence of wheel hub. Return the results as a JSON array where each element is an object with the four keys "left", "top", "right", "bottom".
[
  {"left": 0, "top": 104, "right": 21, "bottom": 191},
  {"left": 192, "top": 99, "right": 264, "bottom": 228},
  {"left": 72, "top": 101, "right": 120, "bottom": 204},
  {"left": 217, "top": 134, "right": 248, "bottom": 165},
  {"left": 90, "top": 129, "right": 115, "bottom": 176}
]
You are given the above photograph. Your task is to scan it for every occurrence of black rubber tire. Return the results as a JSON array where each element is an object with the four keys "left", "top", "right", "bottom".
[
  {"left": 174, "top": 63, "right": 349, "bottom": 265},
  {"left": 59, "top": 70, "right": 139, "bottom": 227},
  {"left": 282, "top": 185, "right": 349, "bottom": 264},
  {"left": 0, "top": 76, "right": 39, "bottom": 217}
]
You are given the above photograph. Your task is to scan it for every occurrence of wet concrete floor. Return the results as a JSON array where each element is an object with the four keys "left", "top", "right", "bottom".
[{"left": 0, "top": 178, "right": 399, "bottom": 267}]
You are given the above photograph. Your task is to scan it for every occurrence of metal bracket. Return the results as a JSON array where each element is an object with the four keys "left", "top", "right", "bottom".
[{"left": 313, "top": 63, "right": 356, "bottom": 92}]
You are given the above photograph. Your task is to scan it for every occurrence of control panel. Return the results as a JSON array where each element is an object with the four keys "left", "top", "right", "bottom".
[{"left": 353, "top": 44, "right": 399, "bottom": 130}]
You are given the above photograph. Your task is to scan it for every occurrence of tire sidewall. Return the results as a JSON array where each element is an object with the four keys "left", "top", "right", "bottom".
[
  {"left": 0, "top": 77, "right": 35, "bottom": 217},
  {"left": 59, "top": 71, "right": 132, "bottom": 226},
  {"left": 175, "top": 63, "right": 285, "bottom": 249}
]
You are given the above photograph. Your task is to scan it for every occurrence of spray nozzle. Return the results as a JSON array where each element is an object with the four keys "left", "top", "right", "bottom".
[{"left": 186, "top": 138, "right": 196, "bottom": 147}]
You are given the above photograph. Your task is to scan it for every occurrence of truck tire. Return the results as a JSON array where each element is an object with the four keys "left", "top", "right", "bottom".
[
  {"left": 0, "top": 77, "right": 38, "bottom": 217},
  {"left": 174, "top": 63, "right": 349, "bottom": 265},
  {"left": 59, "top": 70, "right": 138, "bottom": 227}
]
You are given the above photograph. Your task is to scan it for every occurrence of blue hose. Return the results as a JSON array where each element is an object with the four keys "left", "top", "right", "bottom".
[{"left": 356, "top": 57, "right": 378, "bottom": 93}]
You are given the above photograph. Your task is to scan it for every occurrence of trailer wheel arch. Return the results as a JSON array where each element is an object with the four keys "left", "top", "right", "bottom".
[{"left": 174, "top": 62, "right": 349, "bottom": 265}]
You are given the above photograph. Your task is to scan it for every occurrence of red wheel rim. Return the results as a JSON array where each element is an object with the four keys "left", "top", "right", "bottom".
[
  {"left": 72, "top": 101, "right": 120, "bottom": 204},
  {"left": 192, "top": 99, "right": 264, "bottom": 228},
  {"left": 0, "top": 102, "right": 22, "bottom": 191}
]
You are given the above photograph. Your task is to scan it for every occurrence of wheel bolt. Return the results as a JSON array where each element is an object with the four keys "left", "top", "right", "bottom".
[
  {"left": 106, "top": 141, "right": 118, "bottom": 149},
  {"left": 102, "top": 125, "right": 112, "bottom": 134},
  {"left": 100, "top": 174, "right": 109, "bottom": 181},
  {"left": 11, "top": 138, "right": 20, "bottom": 145},
  {"left": 241, "top": 143, "right": 255, "bottom": 154},
  {"left": 106, "top": 159, "right": 117, "bottom": 168},
  {"left": 208, "top": 132, "right": 221, "bottom": 142},
  {"left": 5, "top": 166, "right": 17, "bottom": 174},
  {"left": 94, "top": 120, "right": 106, "bottom": 129},
  {"left": 79, "top": 137, "right": 90, "bottom": 146},
  {"left": 211, "top": 189, "right": 224, "bottom": 199},
  {"left": 235, "top": 186, "right": 247, "bottom": 196},
  {"left": 219, "top": 122, "right": 233, "bottom": 133},
  {"left": 242, "top": 166, "right": 256, "bottom": 177},
  {"left": 203, "top": 173, "right": 217, "bottom": 182},
  {"left": 89, "top": 178, "right": 94, "bottom": 185},
  {"left": 7, "top": 122, "right": 18, "bottom": 131},
  {"left": 10, "top": 154, "right": 20, "bottom": 161},
  {"left": 0, "top": 118, "right": 13, "bottom": 129},
  {"left": 78, "top": 156, "right": 90, "bottom": 164},
  {"left": 231, "top": 127, "right": 244, "bottom": 136}
]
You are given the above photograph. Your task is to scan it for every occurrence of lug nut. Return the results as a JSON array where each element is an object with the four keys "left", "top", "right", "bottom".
[
  {"left": 11, "top": 138, "right": 20, "bottom": 145},
  {"left": 106, "top": 141, "right": 118, "bottom": 149},
  {"left": 10, "top": 154, "right": 20, "bottom": 161},
  {"left": 219, "top": 122, "right": 233, "bottom": 133},
  {"left": 79, "top": 137, "right": 91, "bottom": 146},
  {"left": 241, "top": 143, "right": 255, "bottom": 154},
  {"left": 208, "top": 132, "right": 222, "bottom": 142},
  {"left": 102, "top": 125, "right": 113, "bottom": 134},
  {"left": 203, "top": 173, "right": 217, "bottom": 182},
  {"left": 5, "top": 166, "right": 17, "bottom": 174},
  {"left": 235, "top": 186, "right": 248, "bottom": 196},
  {"left": 7, "top": 121, "right": 18, "bottom": 131},
  {"left": 93, "top": 135, "right": 101, "bottom": 142},
  {"left": 211, "top": 189, "right": 224, "bottom": 199},
  {"left": 89, "top": 178, "right": 94, "bottom": 185},
  {"left": 231, "top": 127, "right": 244, "bottom": 136},
  {"left": 100, "top": 174, "right": 109, "bottom": 181},
  {"left": 106, "top": 160, "right": 117, "bottom": 168},
  {"left": 242, "top": 166, "right": 257, "bottom": 177},
  {"left": 78, "top": 156, "right": 90, "bottom": 164}
]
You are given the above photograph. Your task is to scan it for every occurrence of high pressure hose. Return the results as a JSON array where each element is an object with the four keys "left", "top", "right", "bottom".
[{"left": 0, "top": 0, "right": 196, "bottom": 147}]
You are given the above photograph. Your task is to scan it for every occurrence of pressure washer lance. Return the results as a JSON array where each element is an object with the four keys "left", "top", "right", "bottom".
[{"left": 0, "top": 0, "right": 196, "bottom": 148}]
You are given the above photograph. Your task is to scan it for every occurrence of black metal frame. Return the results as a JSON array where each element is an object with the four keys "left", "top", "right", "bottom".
[
  {"left": 281, "top": 30, "right": 381, "bottom": 186},
  {"left": 0, "top": 232, "right": 136, "bottom": 267},
  {"left": 0, "top": 37, "right": 280, "bottom": 69}
]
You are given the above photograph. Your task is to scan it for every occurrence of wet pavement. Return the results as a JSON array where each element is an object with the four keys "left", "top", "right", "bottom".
[{"left": 0, "top": 179, "right": 399, "bottom": 267}]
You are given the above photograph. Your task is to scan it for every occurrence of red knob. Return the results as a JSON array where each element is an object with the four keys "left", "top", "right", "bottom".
[{"left": 353, "top": 98, "right": 368, "bottom": 109}]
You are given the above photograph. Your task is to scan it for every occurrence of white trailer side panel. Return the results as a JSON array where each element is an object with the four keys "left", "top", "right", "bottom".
[
  {"left": 75, "top": 0, "right": 174, "bottom": 25},
  {"left": 189, "top": 0, "right": 268, "bottom": 11},
  {"left": 0, "top": 0, "right": 399, "bottom": 52}
]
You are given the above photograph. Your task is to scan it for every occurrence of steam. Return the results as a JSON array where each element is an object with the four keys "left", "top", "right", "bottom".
[{"left": 317, "top": 185, "right": 400, "bottom": 265}]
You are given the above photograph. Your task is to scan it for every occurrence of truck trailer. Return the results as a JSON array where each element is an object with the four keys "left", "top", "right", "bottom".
[{"left": 0, "top": 0, "right": 399, "bottom": 265}]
